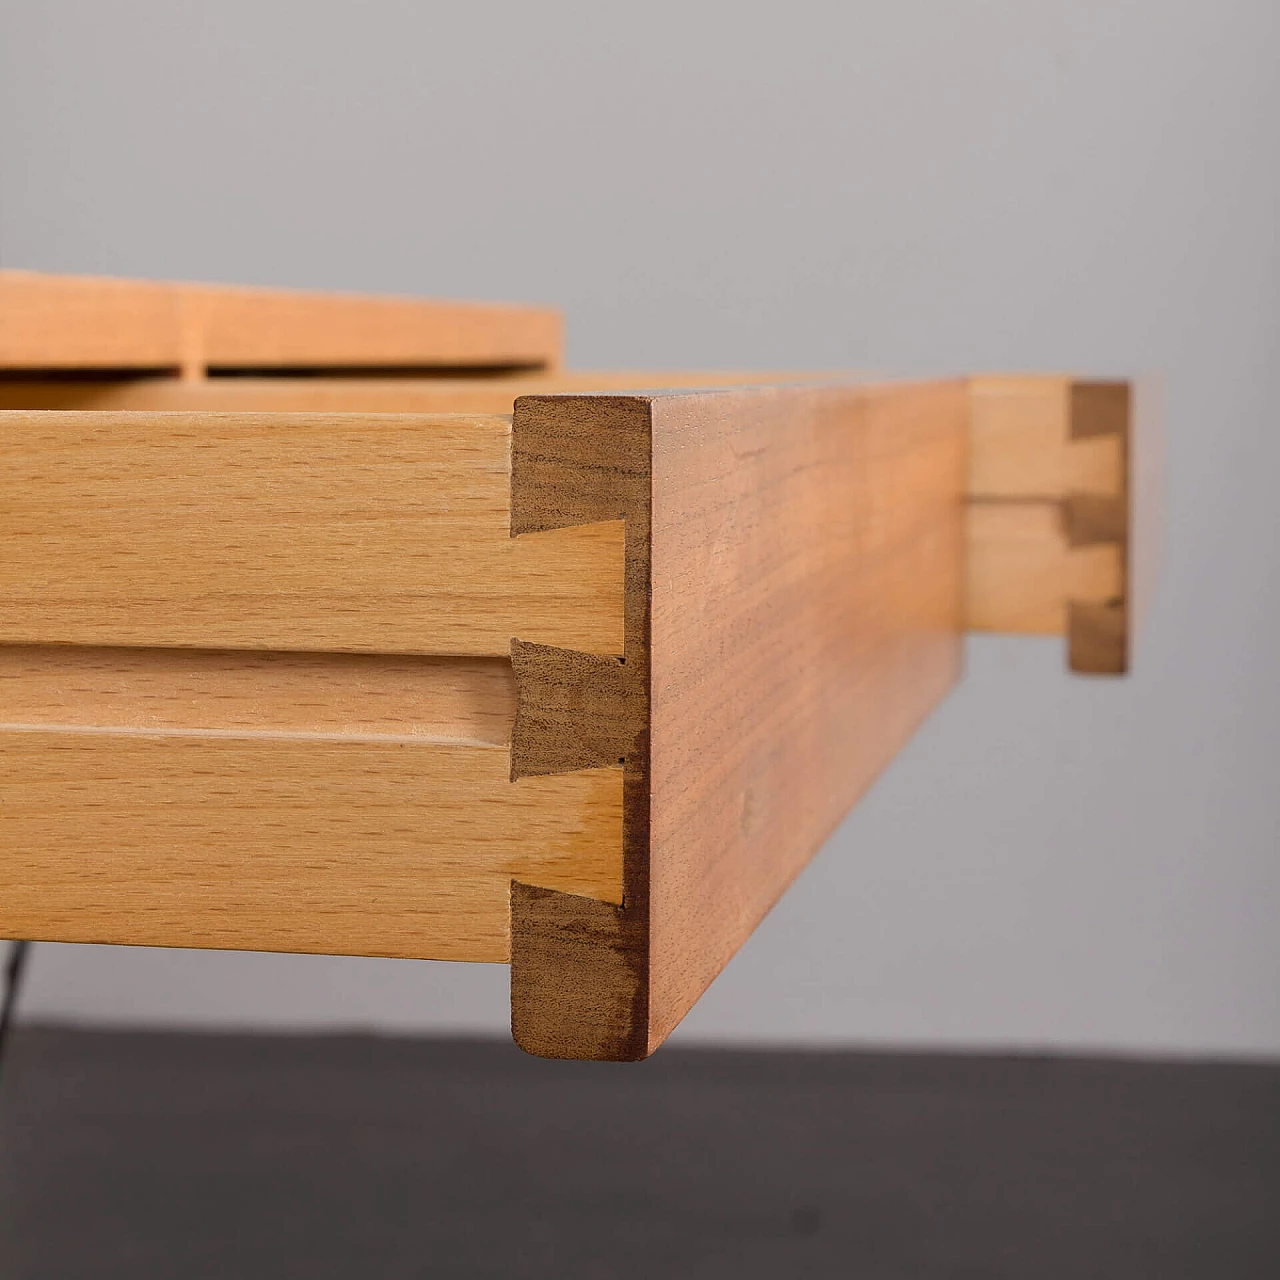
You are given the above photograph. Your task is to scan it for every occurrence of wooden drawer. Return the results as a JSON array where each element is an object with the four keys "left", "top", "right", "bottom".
[{"left": 0, "top": 272, "right": 1133, "bottom": 1059}]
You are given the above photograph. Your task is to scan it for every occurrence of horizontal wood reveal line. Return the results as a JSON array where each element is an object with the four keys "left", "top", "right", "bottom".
[{"left": 0, "top": 646, "right": 515, "bottom": 747}]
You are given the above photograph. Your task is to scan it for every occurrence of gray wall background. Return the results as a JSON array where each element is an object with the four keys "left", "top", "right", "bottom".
[{"left": 1, "top": 1, "right": 1276, "bottom": 1058}]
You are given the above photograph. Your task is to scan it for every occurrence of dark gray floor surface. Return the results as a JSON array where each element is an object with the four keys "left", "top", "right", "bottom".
[{"left": 0, "top": 1027, "right": 1276, "bottom": 1279}]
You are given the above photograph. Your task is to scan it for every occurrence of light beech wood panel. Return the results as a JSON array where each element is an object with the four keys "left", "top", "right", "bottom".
[
  {"left": 0, "top": 271, "right": 561, "bottom": 374},
  {"left": 0, "top": 646, "right": 515, "bottom": 746},
  {"left": 0, "top": 735, "right": 623, "bottom": 961},
  {"left": 0, "top": 411, "right": 624, "bottom": 657}
]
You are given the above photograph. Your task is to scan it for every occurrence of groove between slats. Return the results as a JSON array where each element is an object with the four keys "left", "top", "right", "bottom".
[{"left": 0, "top": 645, "right": 515, "bottom": 746}]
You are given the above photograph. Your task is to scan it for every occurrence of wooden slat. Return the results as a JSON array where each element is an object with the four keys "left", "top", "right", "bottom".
[
  {"left": 506, "top": 383, "right": 967, "bottom": 1059},
  {"left": 0, "top": 735, "right": 622, "bottom": 961},
  {"left": 0, "top": 271, "right": 561, "bottom": 373},
  {"left": 0, "top": 411, "right": 624, "bottom": 657}
]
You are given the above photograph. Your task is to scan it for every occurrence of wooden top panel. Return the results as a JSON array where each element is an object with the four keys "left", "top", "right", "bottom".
[{"left": 0, "top": 271, "right": 562, "bottom": 373}]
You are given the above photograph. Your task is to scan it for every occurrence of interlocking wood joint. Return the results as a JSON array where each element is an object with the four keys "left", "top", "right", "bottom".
[
  {"left": 508, "top": 394, "right": 653, "bottom": 1060},
  {"left": 509, "top": 642, "right": 641, "bottom": 778},
  {"left": 966, "top": 376, "right": 1131, "bottom": 675}
]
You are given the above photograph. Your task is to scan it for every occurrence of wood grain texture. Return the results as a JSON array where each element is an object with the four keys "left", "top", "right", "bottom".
[
  {"left": 0, "top": 411, "right": 624, "bottom": 657},
  {"left": 0, "top": 363, "right": 1130, "bottom": 673},
  {"left": 508, "top": 395, "right": 653, "bottom": 1060},
  {"left": 0, "top": 406, "right": 629, "bottom": 965},
  {"left": 510, "top": 883, "right": 648, "bottom": 1061},
  {"left": 510, "top": 641, "right": 642, "bottom": 777},
  {"left": 0, "top": 735, "right": 622, "bottom": 962},
  {"left": 0, "top": 270, "right": 561, "bottom": 374},
  {"left": 0, "top": 646, "right": 515, "bottom": 746},
  {"left": 507, "top": 384, "right": 967, "bottom": 1059},
  {"left": 0, "top": 366, "right": 1132, "bottom": 1051},
  {"left": 647, "top": 382, "right": 967, "bottom": 1049},
  {"left": 966, "top": 376, "right": 1130, "bottom": 672},
  {"left": 0, "top": 732, "right": 622, "bottom": 962}
]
